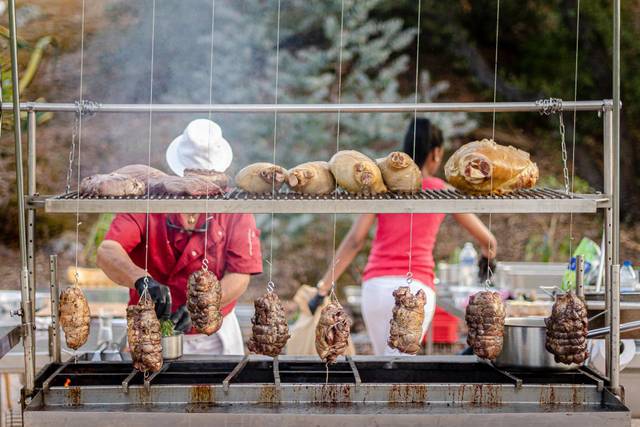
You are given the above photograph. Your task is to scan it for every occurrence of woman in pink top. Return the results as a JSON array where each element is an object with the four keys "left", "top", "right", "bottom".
[{"left": 313, "top": 119, "right": 497, "bottom": 355}]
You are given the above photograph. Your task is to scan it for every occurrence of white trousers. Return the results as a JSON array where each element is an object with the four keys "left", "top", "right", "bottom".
[
  {"left": 183, "top": 309, "right": 245, "bottom": 355},
  {"left": 361, "top": 276, "right": 436, "bottom": 356}
]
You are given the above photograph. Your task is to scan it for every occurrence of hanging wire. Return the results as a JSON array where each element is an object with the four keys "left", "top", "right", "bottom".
[
  {"left": 329, "top": 0, "right": 347, "bottom": 302},
  {"left": 72, "top": 0, "right": 87, "bottom": 288},
  {"left": 267, "top": 0, "right": 282, "bottom": 294},
  {"left": 202, "top": 0, "right": 217, "bottom": 272},
  {"left": 406, "top": 0, "right": 422, "bottom": 286},
  {"left": 141, "top": 0, "right": 157, "bottom": 302},
  {"left": 568, "top": 0, "right": 581, "bottom": 261},
  {"left": 485, "top": 0, "right": 500, "bottom": 287}
]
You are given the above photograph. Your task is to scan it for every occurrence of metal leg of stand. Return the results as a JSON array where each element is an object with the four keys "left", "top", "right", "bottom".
[
  {"left": 346, "top": 356, "right": 362, "bottom": 388},
  {"left": 272, "top": 356, "right": 281, "bottom": 389},
  {"left": 223, "top": 355, "right": 249, "bottom": 392},
  {"left": 49, "top": 255, "right": 61, "bottom": 363},
  {"left": 121, "top": 369, "right": 138, "bottom": 394}
]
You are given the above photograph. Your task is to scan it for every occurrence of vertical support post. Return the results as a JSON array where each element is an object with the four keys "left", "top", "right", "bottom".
[
  {"left": 8, "top": 0, "right": 35, "bottom": 396},
  {"left": 49, "top": 255, "right": 61, "bottom": 363},
  {"left": 603, "top": 109, "right": 613, "bottom": 381},
  {"left": 27, "top": 111, "right": 36, "bottom": 341},
  {"left": 610, "top": 0, "right": 621, "bottom": 395},
  {"left": 575, "top": 255, "right": 585, "bottom": 299}
]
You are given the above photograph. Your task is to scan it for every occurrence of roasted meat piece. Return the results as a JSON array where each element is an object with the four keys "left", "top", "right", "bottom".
[
  {"left": 247, "top": 292, "right": 290, "bottom": 357},
  {"left": 287, "top": 161, "right": 336, "bottom": 195},
  {"left": 114, "top": 164, "right": 168, "bottom": 181},
  {"left": 465, "top": 291, "right": 506, "bottom": 360},
  {"left": 59, "top": 286, "right": 91, "bottom": 350},
  {"left": 376, "top": 152, "right": 422, "bottom": 193},
  {"left": 184, "top": 168, "right": 230, "bottom": 190},
  {"left": 315, "top": 300, "right": 352, "bottom": 364},
  {"left": 79, "top": 173, "right": 145, "bottom": 197},
  {"left": 115, "top": 165, "right": 227, "bottom": 196},
  {"left": 388, "top": 286, "right": 426, "bottom": 355},
  {"left": 545, "top": 291, "right": 588, "bottom": 365},
  {"left": 444, "top": 139, "right": 539, "bottom": 195},
  {"left": 329, "top": 150, "right": 387, "bottom": 195},
  {"left": 187, "top": 269, "right": 223, "bottom": 335},
  {"left": 127, "top": 297, "right": 163, "bottom": 373},
  {"left": 235, "top": 163, "right": 287, "bottom": 193}
]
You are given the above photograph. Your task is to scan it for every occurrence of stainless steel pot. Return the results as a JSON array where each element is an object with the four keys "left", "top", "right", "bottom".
[
  {"left": 494, "top": 316, "right": 579, "bottom": 370},
  {"left": 162, "top": 332, "right": 183, "bottom": 360}
]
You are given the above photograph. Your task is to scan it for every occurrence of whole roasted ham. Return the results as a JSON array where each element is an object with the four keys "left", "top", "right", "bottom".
[
  {"left": 287, "top": 161, "right": 336, "bottom": 195},
  {"left": 315, "top": 300, "right": 352, "bottom": 364},
  {"left": 127, "top": 297, "right": 163, "bottom": 373},
  {"left": 465, "top": 291, "right": 506, "bottom": 360},
  {"left": 187, "top": 269, "right": 223, "bottom": 335},
  {"left": 388, "top": 287, "right": 426, "bottom": 355},
  {"left": 247, "top": 292, "right": 290, "bottom": 357},
  {"left": 329, "top": 150, "right": 387, "bottom": 195},
  {"left": 376, "top": 152, "right": 422, "bottom": 193},
  {"left": 444, "top": 139, "right": 539, "bottom": 194},
  {"left": 59, "top": 286, "right": 91, "bottom": 350},
  {"left": 545, "top": 291, "right": 588, "bottom": 365},
  {"left": 235, "top": 163, "right": 287, "bottom": 193},
  {"left": 115, "top": 165, "right": 227, "bottom": 196},
  {"left": 79, "top": 173, "right": 145, "bottom": 197}
]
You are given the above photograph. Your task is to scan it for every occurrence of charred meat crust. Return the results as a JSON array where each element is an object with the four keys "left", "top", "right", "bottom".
[{"left": 247, "top": 292, "right": 290, "bottom": 357}]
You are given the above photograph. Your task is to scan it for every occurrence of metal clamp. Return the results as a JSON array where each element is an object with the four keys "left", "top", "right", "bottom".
[
  {"left": 536, "top": 98, "right": 563, "bottom": 115},
  {"left": 346, "top": 356, "right": 362, "bottom": 388}
]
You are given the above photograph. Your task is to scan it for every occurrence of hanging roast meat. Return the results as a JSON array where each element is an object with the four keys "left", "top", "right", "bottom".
[
  {"left": 388, "top": 286, "right": 426, "bottom": 355},
  {"left": 329, "top": 150, "right": 387, "bottom": 195},
  {"left": 79, "top": 173, "right": 145, "bottom": 197},
  {"left": 465, "top": 291, "right": 506, "bottom": 360},
  {"left": 444, "top": 139, "right": 539, "bottom": 194},
  {"left": 187, "top": 269, "right": 223, "bottom": 335},
  {"left": 59, "top": 286, "right": 91, "bottom": 350},
  {"left": 315, "top": 300, "right": 352, "bottom": 364},
  {"left": 235, "top": 162, "right": 287, "bottom": 193},
  {"left": 127, "top": 297, "right": 163, "bottom": 373},
  {"left": 376, "top": 152, "right": 422, "bottom": 193},
  {"left": 545, "top": 291, "right": 588, "bottom": 365},
  {"left": 287, "top": 161, "right": 336, "bottom": 195},
  {"left": 247, "top": 292, "right": 290, "bottom": 357}
]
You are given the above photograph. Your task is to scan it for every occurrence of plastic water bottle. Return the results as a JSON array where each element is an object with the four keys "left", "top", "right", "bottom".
[
  {"left": 620, "top": 261, "right": 638, "bottom": 292},
  {"left": 459, "top": 242, "right": 478, "bottom": 287}
]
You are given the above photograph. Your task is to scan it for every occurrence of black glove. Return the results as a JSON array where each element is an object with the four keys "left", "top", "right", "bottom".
[
  {"left": 169, "top": 304, "right": 191, "bottom": 333},
  {"left": 478, "top": 255, "right": 497, "bottom": 283},
  {"left": 308, "top": 291, "right": 325, "bottom": 315},
  {"left": 135, "top": 277, "right": 172, "bottom": 320}
]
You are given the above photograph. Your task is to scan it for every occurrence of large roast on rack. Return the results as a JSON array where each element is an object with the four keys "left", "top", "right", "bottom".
[
  {"left": 445, "top": 139, "right": 538, "bottom": 195},
  {"left": 235, "top": 163, "right": 287, "bottom": 193},
  {"left": 329, "top": 150, "right": 387, "bottom": 195},
  {"left": 465, "top": 290, "right": 506, "bottom": 360},
  {"left": 545, "top": 291, "right": 588, "bottom": 365},
  {"left": 376, "top": 152, "right": 422, "bottom": 193},
  {"left": 287, "top": 161, "right": 336, "bottom": 195}
]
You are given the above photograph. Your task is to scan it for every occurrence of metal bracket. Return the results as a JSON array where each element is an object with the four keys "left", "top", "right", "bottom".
[
  {"left": 578, "top": 367, "right": 605, "bottom": 392},
  {"left": 346, "top": 356, "right": 361, "bottom": 388},
  {"left": 144, "top": 362, "right": 170, "bottom": 393},
  {"left": 223, "top": 355, "right": 249, "bottom": 392},
  {"left": 121, "top": 369, "right": 138, "bottom": 394},
  {"left": 273, "top": 356, "right": 281, "bottom": 390},
  {"left": 484, "top": 361, "right": 523, "bottom": 389},
  {"left": 42, "top": 361, "right": 70, "bottom": 392}
]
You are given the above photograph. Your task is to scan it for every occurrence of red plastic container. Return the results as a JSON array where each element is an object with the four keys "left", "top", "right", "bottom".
[{"left": 429, "top": 305, "right": 460, "bottom": 344}]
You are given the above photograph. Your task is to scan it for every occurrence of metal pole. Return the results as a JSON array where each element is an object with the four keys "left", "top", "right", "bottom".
[
  {"left": 575, "top": 255, "right": 585, "bottom": 299},
  {"left": 603, "top": 109, "right": 614, "bottom": 381},
  {"left": 0, "top": 99, "right": 615, "bottom": 113},
  {"left": 49, "top": 255, "right": 61, "bottom": 363},
  {"left": 610, "top": 0, "right": 621, "bottom": 395},
  {"left": 27, "top": 111, "right": 36, "bottom": 348},
  {"left": 8, "top": 0, "right": 35, "bottom": 396}
]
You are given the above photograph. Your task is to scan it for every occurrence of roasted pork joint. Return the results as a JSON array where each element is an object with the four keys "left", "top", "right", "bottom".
[
  {"left": 127, "top": 298, "right": 163, "bottom": 373},
  {"left": 388, "top": 286, "right": 426, "bottom": 355},
  {"left": 545, "top": 291, "right": 588, "bottom": 365},
  {"left": 444, "top": 139, "right": 539, "bottom": 194},
  {"left": 315, "top": 300, "right": 352, "bottom": 364},
  {"left": 247, "top": 292, "right": 290, "bottom": 357},
  {"left": 235, "top": 163, "right": 287, "bottom": 193},
  {"left": 376, "top": 152, "right": 422, "bottom": 193},
  {"left": 187, "top": 269, "right": 223, "bottom": 335},
  {"left": 59, "top": 286, "right": 91, "bottom": 350},
  {"left": 287, "top": 161, "right": 336, "bottom": 195},
  {"left": 329, "top": 150, "right": 387, "bottom": 195},
  {"left": 465, "top": 291, "right": 506, "bottom": 360},
  {"left": 79, "top": 173, "right": 145, "bottom": 197}
]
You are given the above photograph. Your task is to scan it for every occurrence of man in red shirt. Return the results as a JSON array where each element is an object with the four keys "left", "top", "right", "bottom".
[{"left": 97, "top": 119, "right": 262, "bottom": 354}]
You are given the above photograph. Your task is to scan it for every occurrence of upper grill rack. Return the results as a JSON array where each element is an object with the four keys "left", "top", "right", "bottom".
[{"left": 40, "top": 187, "right": 606, "bottom": 214}]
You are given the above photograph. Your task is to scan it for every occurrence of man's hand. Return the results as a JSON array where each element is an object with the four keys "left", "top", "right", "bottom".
[
  {"left": 169, "top": 304, "right": 192, "bottom": 333},
  {"left": 135, "top": 277, "right": 172, "bottom": 319}
]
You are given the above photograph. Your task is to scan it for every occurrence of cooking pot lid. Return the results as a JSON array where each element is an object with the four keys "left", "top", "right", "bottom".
[{"left": 504, "top": 316, "right": 546, "bottom": 327}]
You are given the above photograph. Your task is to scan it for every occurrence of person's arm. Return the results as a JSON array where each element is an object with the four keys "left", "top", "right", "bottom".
[
  {"left": 220, "top": 272, "right": 250, "bottom": 306},
  {"left": 317, "top": 213, "right": 376, "bottom": 296},
  {"left": 97, "top": 240, "right": 146, "bottom": 288},
  {"left": 451, "top": 213, "right": 497, "bottom": 258}
]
